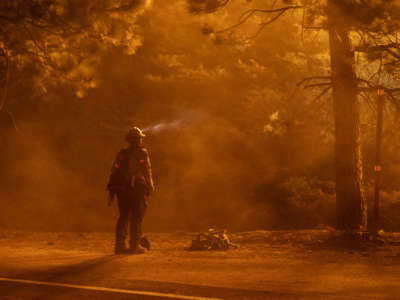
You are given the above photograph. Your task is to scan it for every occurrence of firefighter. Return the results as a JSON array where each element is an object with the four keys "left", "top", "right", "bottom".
[{"left": 107, "top": 126, "right": 154, "bottom": 254}]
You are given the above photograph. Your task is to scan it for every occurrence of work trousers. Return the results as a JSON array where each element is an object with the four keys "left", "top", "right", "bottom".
[{"left": 115, "top": 183, "right": 147, "bottom": 250}]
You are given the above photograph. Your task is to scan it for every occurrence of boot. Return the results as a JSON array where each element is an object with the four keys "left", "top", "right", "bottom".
[
  {"left": 127, "top": 244, "right": 146, "bottom": 254},
  {"left": 114, "top": 241, "right": 127, "bottom": 255},
  {"left": 140, "top": 236, "right": 150, "bottom": 251}
]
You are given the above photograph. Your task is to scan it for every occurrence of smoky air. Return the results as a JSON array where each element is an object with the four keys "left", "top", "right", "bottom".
[{"left": 0, "top": 0, "right": 399, "bottom": 235}]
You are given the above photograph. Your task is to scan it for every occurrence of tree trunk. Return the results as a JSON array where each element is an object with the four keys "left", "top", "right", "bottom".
[
  {"left": 328, "top": 0, "right": 367, "bottom": 231},
  {"left": 0, "top": 46, "right": 9, "bottom": 113}
]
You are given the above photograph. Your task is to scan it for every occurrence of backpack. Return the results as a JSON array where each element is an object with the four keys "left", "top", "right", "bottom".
[
  {"left": 107, "top": 149, "right": 132, "bottom": 192},
  {"left": 107, "top": 148, "right": 146, "bottom": 192}
]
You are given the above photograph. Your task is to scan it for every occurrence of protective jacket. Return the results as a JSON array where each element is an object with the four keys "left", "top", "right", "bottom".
[
  {"left": 108, "top": 144, "right": 154, "bottom": 253},
  {"left": 108, "top": 146, "right": 154, "bottom": 194}
]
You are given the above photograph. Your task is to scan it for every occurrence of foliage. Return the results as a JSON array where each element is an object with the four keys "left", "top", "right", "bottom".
[
  {"left": 186, "top": 0, "right": 400, "bottom": 98},
  {"left": 0, "top": 0, "right": 148, "bottom": 104},
  {"left": 251, "top": 176, "right": 336, "bottom": 229},
  {"left": 182, "top": 0, "right": 400, "bottom": 231}
]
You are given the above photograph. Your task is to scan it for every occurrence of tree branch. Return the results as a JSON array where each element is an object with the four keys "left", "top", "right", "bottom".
[
  {"left": 249, "top": 10, "right": 287, "bottom": 40},
  {"left": 355, "top": 43, "right": 400, "bottom": 60},
  {"left": 296, "top": 76, "right": 331, "bottom": 87},
  {"left": 355, "top": 43, "right": 400, "bottom": 53},
  {"left": 304, "top": 83, "right": 331, "bottom": 89},
  {"left": 357, "top": 77, "right": 373, "bottom": 88},
  {"left": 313, "top": 86, "right": 332, "bottom": 102},
  {"left": 216, "top": 6, "right": 302, "bottom": 35}
]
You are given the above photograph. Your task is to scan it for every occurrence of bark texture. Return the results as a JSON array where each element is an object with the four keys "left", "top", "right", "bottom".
[{"left": 328, "top": 0, "right": 367, "bottom": 231}]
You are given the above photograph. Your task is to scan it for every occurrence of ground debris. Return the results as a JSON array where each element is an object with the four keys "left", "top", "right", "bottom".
[{"left": 188, "top": 228, "right": 238, "bottom": 251}]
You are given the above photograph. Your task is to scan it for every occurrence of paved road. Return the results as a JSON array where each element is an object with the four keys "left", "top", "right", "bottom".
[
  {"left": 0, "top": 254, "right": 361, "bottom": 300},
  {"left": 0, "top": 254, "right": 314, "bottom": 300},
  {"left": 0, "top": 278, "right": 315, "bottom": 300},
  {"left": 1, "top": 231, "right": 400, "bottom": 300}
]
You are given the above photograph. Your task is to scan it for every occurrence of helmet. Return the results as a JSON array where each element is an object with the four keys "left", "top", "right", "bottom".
[{"left": 125, "top": 126, "right": 145, "bottom": 143}]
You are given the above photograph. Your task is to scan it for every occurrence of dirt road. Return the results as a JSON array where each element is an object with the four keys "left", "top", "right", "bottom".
[{"left": 0, "top": 230, "right": 399, "bottom": 299}]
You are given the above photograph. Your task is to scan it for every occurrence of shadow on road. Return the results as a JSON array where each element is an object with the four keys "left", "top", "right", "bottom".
[
  {"left": 1, "top": 254, "right": 341, "bottom": 299},
  {"left": 15, "top": 254, "right": 122, "bottom": 282}
]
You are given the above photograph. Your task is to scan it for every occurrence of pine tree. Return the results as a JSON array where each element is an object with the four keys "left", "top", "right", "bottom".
[{"left": 187, "top": 0, "right": 400, "bottom": 231}]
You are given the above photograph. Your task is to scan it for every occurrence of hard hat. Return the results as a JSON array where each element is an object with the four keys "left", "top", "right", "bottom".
[{"left": 126, "top": 126, "right": 145, "bottom": 142}]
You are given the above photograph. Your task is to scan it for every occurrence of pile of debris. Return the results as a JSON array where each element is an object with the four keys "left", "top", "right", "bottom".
[{"left": 189, "top": 228, "right": 238, "bottom": 251}]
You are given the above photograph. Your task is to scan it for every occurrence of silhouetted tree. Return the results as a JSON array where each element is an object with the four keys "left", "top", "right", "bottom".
[{"left": 187, "top": 0, "right": 400, "bottom": 232}]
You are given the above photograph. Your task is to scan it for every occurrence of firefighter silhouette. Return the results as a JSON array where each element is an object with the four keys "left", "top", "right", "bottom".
[{"left": 107, "top": 127, "right": 154, "bottom": 254}]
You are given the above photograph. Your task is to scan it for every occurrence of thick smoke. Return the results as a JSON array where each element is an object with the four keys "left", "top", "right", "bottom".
[
  {"left": 0, "top": 0, "right": 336, "bottom": 233},
  {"left": 2, "top": 0, "right": 400, "bottom": 233}
]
